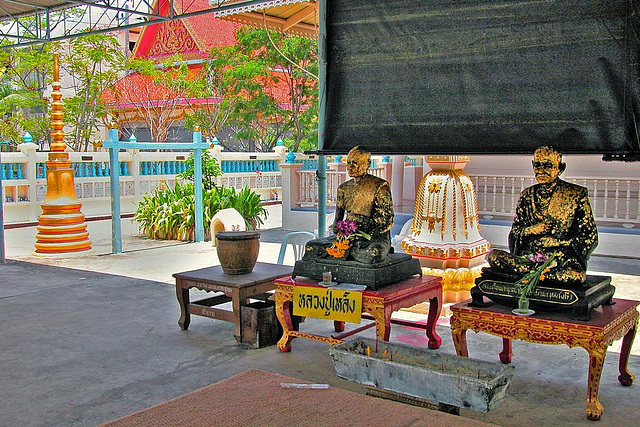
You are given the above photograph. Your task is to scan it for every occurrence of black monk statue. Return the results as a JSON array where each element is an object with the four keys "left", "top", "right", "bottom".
[
  {"left": 486, "top": 145, "right": 598, "bottom": 288},
  {"left": 302, "top": 146, "right": 394, "bottom": 264}
]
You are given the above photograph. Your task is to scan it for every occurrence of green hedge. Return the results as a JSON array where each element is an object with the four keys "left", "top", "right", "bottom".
[{"left": 133, "top": 182, "right": 268, "bottom": 240}]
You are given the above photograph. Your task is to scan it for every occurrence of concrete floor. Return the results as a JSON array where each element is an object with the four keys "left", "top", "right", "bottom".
[{"left": 1, "top": 205, "right": 639, "bottom": 426}]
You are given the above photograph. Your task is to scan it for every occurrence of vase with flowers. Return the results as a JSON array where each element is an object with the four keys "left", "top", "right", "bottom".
[
  {"left": 513, "top": 252, "right": 557, "bottom": 316},
  {"left": 325, "top": 220, "right": 372, "bottom": 260}
]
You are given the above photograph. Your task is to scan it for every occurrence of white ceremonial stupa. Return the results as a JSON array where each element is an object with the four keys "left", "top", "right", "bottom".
[{"left": 402, "top": 156, "right": 490, "bottom": 303}]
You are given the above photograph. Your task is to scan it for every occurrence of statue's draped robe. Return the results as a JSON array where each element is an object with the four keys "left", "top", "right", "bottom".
[
  {"left": 336, "top": 174, "right": 393, "bottom": 236},
  {"left": 491, "top": 178, "right": 598, "bottom": 286},
  {"left": 303, "top": 174, "right": 394, "bottom": 263}
]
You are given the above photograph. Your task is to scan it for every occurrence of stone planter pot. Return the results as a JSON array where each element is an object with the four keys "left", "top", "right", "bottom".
[
  {"left": 329, "top": 338, "right": 514, "bottom": 412},
  {"left": 216, "top": 231, "right": 260, "bottom": 275}
]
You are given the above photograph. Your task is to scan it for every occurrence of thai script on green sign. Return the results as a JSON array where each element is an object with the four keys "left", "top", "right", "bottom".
[
  {"left": 478, "top": 280, "right": 578, "bottom": 305},
  {"left": 293, "top": 286, "right": 363, "bottom": 323}
]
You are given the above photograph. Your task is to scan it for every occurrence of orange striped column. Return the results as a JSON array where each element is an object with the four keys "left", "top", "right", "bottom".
[{"left": 34, "top": 54, "right": 92, "bottom": 255}]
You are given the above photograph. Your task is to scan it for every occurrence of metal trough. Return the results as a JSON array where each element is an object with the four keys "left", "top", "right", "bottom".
[{"left": 329, "top": 338, "right": 514, "bottom": 412}]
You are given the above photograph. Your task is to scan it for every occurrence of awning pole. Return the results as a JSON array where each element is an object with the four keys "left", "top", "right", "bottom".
[{"left": 317, "top": 0, "right": 328, "bottom": 238}]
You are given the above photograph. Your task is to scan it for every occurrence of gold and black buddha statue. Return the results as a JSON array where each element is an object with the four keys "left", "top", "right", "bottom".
[
  {"left": 293, "top": 146, "right": 421, "bottom": 289},
  {"left": 471, "top": 145, "right": 615, "bottom": 320}
]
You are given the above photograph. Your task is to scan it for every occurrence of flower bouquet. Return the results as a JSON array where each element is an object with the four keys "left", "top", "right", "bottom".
[
  {"left": 513, "top": 252, "right": 557, "bottom": 315},
  {"left": 326, "top": 220, "right": 371, "bottom": 260}
]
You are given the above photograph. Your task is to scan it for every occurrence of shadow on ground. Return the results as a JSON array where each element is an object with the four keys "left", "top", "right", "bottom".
[{"left": 1, "top": 260, "right": 638, "bottom": 427}]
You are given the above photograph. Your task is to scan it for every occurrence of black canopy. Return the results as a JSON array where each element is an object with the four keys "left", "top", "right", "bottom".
[{"left": 322, "top": 0, "right": 640, "bottom": 160}]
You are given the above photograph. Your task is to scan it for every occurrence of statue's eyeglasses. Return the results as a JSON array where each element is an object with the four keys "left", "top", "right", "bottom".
[
  {"left": 347, "top": 160, "right": 360, "bottom": 166},
  {"left": 532, "top": 161, "right": 556, "bottom": 170}
]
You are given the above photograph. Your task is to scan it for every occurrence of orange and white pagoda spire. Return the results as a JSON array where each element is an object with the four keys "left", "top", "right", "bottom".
[{"left": 34, "top": 54, "right": 92, "bottom": 255}]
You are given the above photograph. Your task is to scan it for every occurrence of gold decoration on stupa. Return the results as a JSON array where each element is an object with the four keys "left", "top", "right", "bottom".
[
  {"left": 34, "top": 54, "right": 92, "bottom": 255},
  {"left": 402, "top": 156, "right": 489, "bottom": 303}
]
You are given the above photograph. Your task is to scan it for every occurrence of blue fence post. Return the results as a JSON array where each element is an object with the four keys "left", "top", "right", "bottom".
[
  {"left": 0, "top": 140, "right": 9, "bottom": 263},
  {"left": 108, "top": 126, "right": 122, "bottom": 254},
  {"left": 193, "top": 129, "right": 204, "bottom": 242}
]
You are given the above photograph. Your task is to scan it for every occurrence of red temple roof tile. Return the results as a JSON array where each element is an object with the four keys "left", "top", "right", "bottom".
[
  {"left": 104, "top": 0, "right": 310, "bottom": 115},
  {"left": 133, "top": 0, "right": 241, "bottom": 59}
]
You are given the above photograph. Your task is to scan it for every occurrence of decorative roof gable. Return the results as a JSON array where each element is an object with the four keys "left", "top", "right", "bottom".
[
  {"left": 133, "top": 0, "right": 240, "bottom": 60},
  {"left": 139, "top": 19, "right": 199, "bottom": 58}
]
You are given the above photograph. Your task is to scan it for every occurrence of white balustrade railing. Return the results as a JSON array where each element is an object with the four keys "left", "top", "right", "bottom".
[
  {"left": 5, "top": 146, "right": 639, "bottom": 232},
  {"left": 296, "top": 166, "right": 385, "bottom": 207},
  {"left": 469, "top": 174, "right": 640, "bottom": 226},
  {"left": 0, "top": 145, "right": 305, "bottom": 224}
]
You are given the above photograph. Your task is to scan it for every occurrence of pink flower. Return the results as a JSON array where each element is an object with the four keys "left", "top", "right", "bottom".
[
  {"left": 525, "top": 252, "right": 548, "bottom": 263},
  {"left": 335, "top": 220, "right": 358, "bottom": 236}
]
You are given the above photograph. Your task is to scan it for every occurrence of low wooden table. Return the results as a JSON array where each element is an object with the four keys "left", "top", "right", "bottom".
[
  {"left": 274, "top": 275, "right": 443, "bottom": 352},
  {"left": 173, "top": 262, "right": 293, "bottom": 342},
  {"left": 450, "top": 298, "right": 639, "bottom": 421}
]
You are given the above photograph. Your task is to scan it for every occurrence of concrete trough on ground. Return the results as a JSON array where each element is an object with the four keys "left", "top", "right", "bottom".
[{"left": 329, "top": 337, "right": 514, "bottom": 412}]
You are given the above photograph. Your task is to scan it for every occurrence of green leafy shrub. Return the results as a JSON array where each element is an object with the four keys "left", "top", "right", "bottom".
[
  {"left": 133, "top": 182, "right": 268, "bottom": 240},
  {"left": 177, "top": 151, "right": 222, "bottom": 191}
]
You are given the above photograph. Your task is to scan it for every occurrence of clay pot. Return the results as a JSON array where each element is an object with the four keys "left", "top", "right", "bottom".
[{"left": 216, "top": 231, "right": 261, "bottom": 274}]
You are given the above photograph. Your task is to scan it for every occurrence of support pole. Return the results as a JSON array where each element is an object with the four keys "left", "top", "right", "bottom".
[
  {"left": 317, "top": 0, "right": 328, "bottom": 238},
  {"left": 0, "top": 148, "right": 5, "bottom": 263},
  {"left": 193, "top": 129, "right": 204, "bottom": 242},
  {"left": 391, "top": 155, "right": 404, "bottom": 207},
  {"left": 108, "top": 125, "right": 122, "bottom": 254}
]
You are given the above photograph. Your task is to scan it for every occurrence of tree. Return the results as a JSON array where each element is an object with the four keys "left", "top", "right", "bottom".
[
  {"left": 203, "top": 27, "right": 318, "bottom": 152},
  {"left": 0, "top": 33, "right": 123, "bottom": 151},
  {"left": 107, "top": 55, "right": 202, "bottom": 142},
  {"left": 0, "top": 43, "right": 55, "bottom": 148},
  {"left": 177, "top": 150, "right": 222, "bottom": 191},
  {"left": 244, "top": 28, "right": 319, "bottom": 153},
  {"left": 182, "top": 54, "right": 234, "bottom": 143},
  {"left": 62, "top": 34, "right": 125, "bottom": 151}
]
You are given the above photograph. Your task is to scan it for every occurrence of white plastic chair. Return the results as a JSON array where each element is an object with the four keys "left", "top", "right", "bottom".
[{"left": 277, "top": 231, "right": 316, "bottom": 264}]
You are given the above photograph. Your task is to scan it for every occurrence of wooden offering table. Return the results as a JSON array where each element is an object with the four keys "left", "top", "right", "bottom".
[
  {"left": 173, "top": 262, "right": 293, "bottom": 342},
  {"left": 274, "top": 275, "right": 443, "bottom": 352},
  {"left": 450, "top": 298, "right": 639, "bottom": 421}
]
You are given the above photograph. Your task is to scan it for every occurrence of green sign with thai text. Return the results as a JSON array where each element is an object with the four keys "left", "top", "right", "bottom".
[
  {"left": 293, "top": 285, "right": 363, "bottom": 323},
  {"left": 477, "top": 280, "right": 579, "bottom": 305}
]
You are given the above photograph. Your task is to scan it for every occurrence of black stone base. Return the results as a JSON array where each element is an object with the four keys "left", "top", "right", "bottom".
[
  {"left": 292, "top": 253, "right": 422, "bottom": 290},
  {"left": 470, "top": 273, "right": 616, "bottom": 321}
]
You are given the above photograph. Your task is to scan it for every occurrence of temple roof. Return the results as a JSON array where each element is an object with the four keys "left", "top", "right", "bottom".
[
  {"left": 103, "top": 0, "right": 309, "bottom": 117},
  {"left": 132, "top": 0, "right": 241, "bottom": 60},
  {"left": 102, "top": 64, "right": 295, "bottom": 111}
]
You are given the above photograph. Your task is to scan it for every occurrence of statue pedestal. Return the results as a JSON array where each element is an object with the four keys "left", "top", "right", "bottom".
[
  {"left": 470, "top": 273, "right": 616, "bottom": 321},
  {"left": 292, "top": 253, "right": 422, "bottom": 290}
]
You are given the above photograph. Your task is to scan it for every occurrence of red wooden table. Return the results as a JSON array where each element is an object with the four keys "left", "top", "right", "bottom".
[
  {"left": 274, "top": 275, "right": 443, "bottom": 352},
  {"left": 450, "top": 298, "right": 639, "bottom": 421}
]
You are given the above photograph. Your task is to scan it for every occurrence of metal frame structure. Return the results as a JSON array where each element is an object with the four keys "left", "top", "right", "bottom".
[
  {"left": 0, "top": 0, "right": 317, "bottom": 48},
  {"left": 101, "top": 127, "right": 209, "bottom": 254}
]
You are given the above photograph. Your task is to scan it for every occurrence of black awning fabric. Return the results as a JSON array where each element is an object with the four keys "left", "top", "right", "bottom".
[{"left": 323, "top": 0, "right": 640, "bottom": 159}]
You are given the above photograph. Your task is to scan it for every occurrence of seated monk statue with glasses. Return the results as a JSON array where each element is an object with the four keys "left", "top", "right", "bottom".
[
  {"left": 302, "top": 145, "right": 394, "bottom": 264},
  {"left": 486, "top": 145, "right": 598, "bottom": 288}
]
